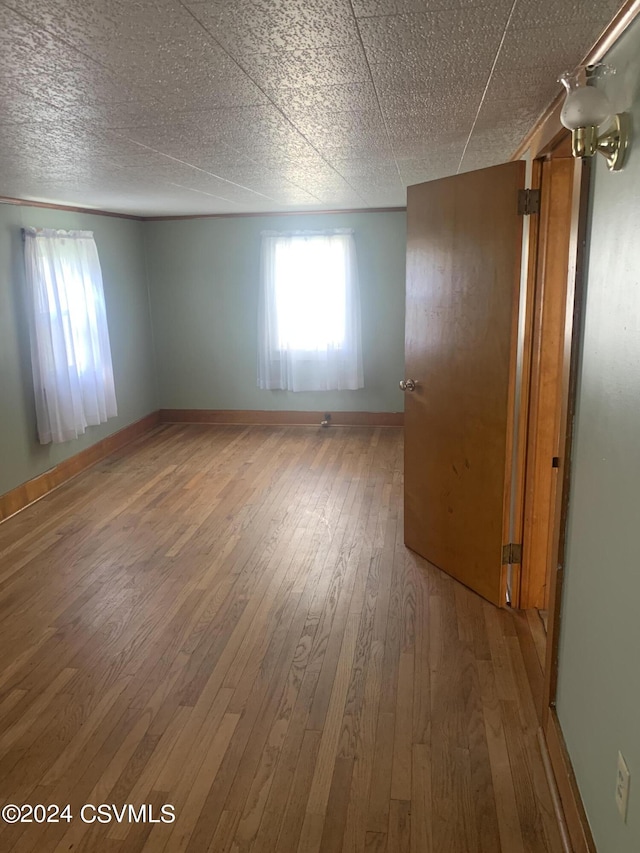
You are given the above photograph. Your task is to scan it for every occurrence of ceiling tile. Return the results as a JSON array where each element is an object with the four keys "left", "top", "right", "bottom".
[
  {"left": 357, "top": 5, "right": 505, "bottom": 112},
  {"left": 377, "top": 85, "right": 483, "bottom": 116},
  {"left": 185, "top": 0, "right": 360, "bottom": 56},
  {"left": 327, "top": 159, "right": 401, "bottom": 180},
  {"left": 236, "top": 140, "right": 332, "bottom": 169},
  {"left": 461, "top": 119, "right": 537, "bottom": 167},
  {"left": 269, "top": 82, "right": 380, "bottom": 119},
  {"left": 4, "top": 0, "right": 268, "bottom": 109},
  {"left": 368, "top": 57, "right": 487, "bottom": 99},
  {"left": 384, "top": 107, "right": 476, "bottom": 143},
  {"left": 345, "top": 170, "right": 402, "bottom": 187},
  {"left": 0, "top": 16, "right": 139, "bottom": 114},
  {"left": 288, "top": 173, "right": 363, "bottom": 193},
  {"left": 356, "top": 190, "right": 407, "bottom": 207},
  {"left": 398, "top": 151, "right": 465, "bottom": 184},
  {"left": 300, "top": 108, "right": 387, "bottom": 136},
  {"left": 357, "top": 8, "right": 507, "bottom": 57},
  {"left": 112, "top": 126, "right": 260, "bottom": 167},
  {"left": 0, "top": 0, "right": 627, "bottom": 214},
  {"left": 496, "top": 21, "right": 615, "bottom": 72},
  {"left": 484, "top": 66, "right": 562, "bottom": 105},
  {"left": 509, "top": 0, "right": 621, "bottom": 29},
  {"left": 169, "top": 174, "right": 284, "bottom": 206},
  {"left": 293, "top": 111, "right": 390, "bottom": 153},
  {"left": 352, "top": 0, "right": 512, "bottom": 17},
  {"left": 472, "top": 97, "right": 544, "bottom": 132},
  {"left": 308, "top": 141, "right": 396, "bottom": 162},
  {"left": 0, "top": 90, "right": 65, "bottom": 127},
  {"left": 243, "top": 45, "right": 371, "bottom": 91}
]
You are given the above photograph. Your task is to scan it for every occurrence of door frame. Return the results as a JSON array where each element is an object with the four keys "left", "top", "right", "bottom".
[
  {"left": 517, "top": 144, "right": 579, "bottom": 611},
  {"left": 541, "top": 158, "right": 595, "bottom": 851},
  {"left": 509, "top": 4, "right": 640, "bottom": 849},
  {"left": 512, "top": 90, "right": 596, "bottom": 853}
]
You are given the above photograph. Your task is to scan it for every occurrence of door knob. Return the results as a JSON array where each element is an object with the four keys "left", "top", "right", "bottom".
[{"left": 399, "top": 379, "right": 417, "bottom": 392}]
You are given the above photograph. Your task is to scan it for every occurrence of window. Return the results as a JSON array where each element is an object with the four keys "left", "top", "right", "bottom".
[
  {"left": 258, "top": 229, "right": 363, "bottom": 392},
  {"left": 23, "top": 228, "right": 117, "bottom": 444}
]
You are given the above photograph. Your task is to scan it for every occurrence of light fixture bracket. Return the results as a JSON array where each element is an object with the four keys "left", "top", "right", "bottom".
[
  {"left": 571, "top": 113, "right": 630, "bottom": 171},
  {"left": 597, "top": 112, "right": 629, "bottom": 171}
]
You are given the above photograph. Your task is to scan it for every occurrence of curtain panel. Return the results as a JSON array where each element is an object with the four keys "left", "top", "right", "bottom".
[
  {"left": 258, "top": 229, "right": 364, "bottom": 392},
  {"left": 23, "top": 227, "right": 117, "bottom": 444}
]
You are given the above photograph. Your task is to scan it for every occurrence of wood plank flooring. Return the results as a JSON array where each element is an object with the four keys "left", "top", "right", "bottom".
[{"left": 0, "top": 425, "right": 562, "bottom": 853}]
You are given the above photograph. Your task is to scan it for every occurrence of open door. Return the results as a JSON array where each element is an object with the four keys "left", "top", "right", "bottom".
[{"left": 403, "top": 161, "right": 526, "bottom": 606}]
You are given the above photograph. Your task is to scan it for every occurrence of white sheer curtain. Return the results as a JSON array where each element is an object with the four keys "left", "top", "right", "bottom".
[
  {"left": 23, "top": 228, "right": 117, "bottom": 444},
  {"left": 258, "top": 229, "right": 363, "bottom": 392}
]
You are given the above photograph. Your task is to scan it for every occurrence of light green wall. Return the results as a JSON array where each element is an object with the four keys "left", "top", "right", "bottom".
[
  {"left": 0, "top": 203, "right": 158, "bottom": 496},
  {"left": 555, "top": 16, "right": 640, "bottom": 852},
  {"left": 1, "top": 205, "right": 405, "bottom": 497},
  {"left": 144, "top": 211, "right": 406, "bottom": 412}
]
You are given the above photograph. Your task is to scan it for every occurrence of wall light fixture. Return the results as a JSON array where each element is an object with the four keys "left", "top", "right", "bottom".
[{"left": 559, "top": 64, "right": 630, "bottom": 171}]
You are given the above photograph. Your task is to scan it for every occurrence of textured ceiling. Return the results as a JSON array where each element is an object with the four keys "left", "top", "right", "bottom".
[{"left": 0, "top": 0, "right": 624, "bottom": 216}]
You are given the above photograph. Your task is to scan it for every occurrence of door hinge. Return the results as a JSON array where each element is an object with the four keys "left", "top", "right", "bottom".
[
  {"left": 502, "top": 543, "right": 523, "bottom": 564},
  {"left": 517, "top": 188, "right": 540, "bottom": 216}
]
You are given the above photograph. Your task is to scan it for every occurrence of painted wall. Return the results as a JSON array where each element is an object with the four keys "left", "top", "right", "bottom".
[
  {"left": 0, "top": 203, "right": 158, "bottom": 496},
  {"left": 144, "top": 211, "right": 406, "bottom": 413},
  {"left": 555, "top": 16, "right": 640, "bottom": 852}
]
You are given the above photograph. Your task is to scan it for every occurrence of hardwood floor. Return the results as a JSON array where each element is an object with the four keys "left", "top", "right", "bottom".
[{"left": 0, "top": 425, "right": 562, "bottom": 853}]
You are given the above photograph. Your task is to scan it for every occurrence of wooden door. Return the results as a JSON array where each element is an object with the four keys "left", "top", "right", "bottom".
[{"left": 403, "top": 162, "right": 525, "bottom": 606}]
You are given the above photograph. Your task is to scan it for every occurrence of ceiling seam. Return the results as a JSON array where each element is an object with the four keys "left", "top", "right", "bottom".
[
  {"left": 344, "top": 1, "right": 404, "bottom": 189},
  {"left": 123, "top": 140, "right": 301, "bottom": 205},
  {"left": 177, "top": 0, "right": 372, "bottom": 207},
  {"left": 0, "top": 0, "right": 168, "bottom": 112},
  {"left": 2, "top": 0, "right": 617, "bottom": 213},
  {"left": 0, "top": 0, "right": 324, "bottom": 208},
  {"left": 456, "top": 0, "right": 521, "bottom": 174}
]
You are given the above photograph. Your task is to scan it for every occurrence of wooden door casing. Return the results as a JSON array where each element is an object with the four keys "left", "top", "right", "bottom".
[{"left": 520, "top": 157, "right": 575, "bottom": 610}]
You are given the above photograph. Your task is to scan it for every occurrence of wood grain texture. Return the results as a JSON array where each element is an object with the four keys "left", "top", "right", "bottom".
[
  {"left": 537, "top": 729, "right": 572, "bottom": 853},
  {"left": 404, "top": 163, "right": 525, "bottom": 605},
  {"left": 508, "top": 155, "right": 544, "bottom": 610},
  {"left": 0, "top": 412, "right": 161, "bottom": 523},
  {"left": 0, "top": 196, "right": 144, "bottom": 220},
  {"left": 543, "top": 712, "right": 597, "bottom": 853},
  {"left": 0, "top": 425, "right": 563, "bottom": 852},
  {"left": 160, "top": 410, "right": 404, "bottom": 427},
  {"left": 521, "top": 158, "right": 575, "bottom": 610}
]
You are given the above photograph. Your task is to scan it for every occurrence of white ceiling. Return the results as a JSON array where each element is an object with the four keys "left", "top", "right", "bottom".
[{"left": 0, "top": 0, "right": 623, "bottom": 216}]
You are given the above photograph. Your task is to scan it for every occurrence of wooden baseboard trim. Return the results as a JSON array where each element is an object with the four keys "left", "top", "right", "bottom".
[
  {"left": 159, "top": 409, "right": 404, "bottom": 427},
  {"left": 0, "top": 411, "right": 161, "bottom": 523},
  {"left": 543, "top": 710, "right": 597, "bottom": 853},
  {"left": 538, "top": 727, "right": 573, "bottom": 853}
]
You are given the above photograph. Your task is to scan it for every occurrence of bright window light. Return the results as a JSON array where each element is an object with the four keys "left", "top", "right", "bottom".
[
  {"left": 274, "top": 235, "right": 347, "bottom": 351},
  {"left": 42, "top": 259, "right": 91, "bottom": 374},
  {"left": 23, "top": 227, "right": 117, "bottom": 444},
  {"left": 258, "top": 228, "right": 363, "bottom": 392}
]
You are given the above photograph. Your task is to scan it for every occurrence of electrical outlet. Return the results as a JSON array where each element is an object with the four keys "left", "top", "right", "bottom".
[{"left": 616, "top": 751, "right": 630, "bottom": 821}]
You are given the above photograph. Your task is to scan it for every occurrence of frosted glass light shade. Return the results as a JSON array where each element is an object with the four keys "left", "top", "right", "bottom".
[
  {"left": 560, "top": 86, "right": 612, "bottom": 130},
  {"left": 557, "top": 65, "right": 629, "bottom": 171}
]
